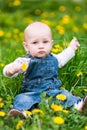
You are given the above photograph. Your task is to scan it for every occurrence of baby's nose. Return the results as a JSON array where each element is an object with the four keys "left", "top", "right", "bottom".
[{"left": 38, "top": 43, "right": 44, "bottom": 48}]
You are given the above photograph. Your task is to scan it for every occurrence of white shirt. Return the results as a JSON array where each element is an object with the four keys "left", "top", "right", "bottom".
[{"left": 3, "top": 46, "right": 75, "bottom": 78}]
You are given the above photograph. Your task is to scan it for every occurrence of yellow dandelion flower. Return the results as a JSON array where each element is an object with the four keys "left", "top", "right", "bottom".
[
  {"left": 0, "top": 98, "right": 3, "bottom": 102},
  {"left": 21, "top": 62, "right": 27, "bottom": 71},
  {"left": 83, "top": 23, "right": 87, "bottom": 30},
  {"left": 54, "top": 44, "right": 60, "bottom": 48},
  {"left": 56, "top": 25, "right": 63, "bottom": 30},
  {"left": 0, "top": 30, "right": 4, "bottom": 37},
  {"left": 16, "top": 120, "right": 24, "bottom": 130},
  {"left": 24, "top": 18, "right": 33, "bottom": 24},
  {"left": 0, "top": 111, "right": 6, "bottom": 117},
  {"left": 13, "top": 29, "right": 19, "bottom": 34},
  {"left": 34, "top": 9, "right": 41, "bottom": 15},
  {"left": 54, "top": 44, "right": 63, "bottom": 52},
  {"left": 62, "top": 109, "right": 69, "bottom": 114},
  {"left": 24, "top": 18, "right": 33, "bottom": 23},
  {"left": 59, "top": 6, "right": 66, "bottom": 12},
  {"left": 56, "top": 94, "right": 66, "bottom": 101},
  {"left": 53, "top": 116, "right": 64, "bottom": 125},
  {"left": 41, "top": 20, "right": 51, "bottom": 26},
  {"left": 19, "top": 32, "right": 24, "bottom": 39},
  {"left": 72, "top": 26, "right": 79, "bottom": 32},
  {"left": 77, "top": 72, "right": 83, "bottom": 77},
  {"left": 41, "top": 12, "right": 48, "bottom": 18},
  {"left": 24, "top": 110, "right": 32, "bottom": 116},
  {"left": 51, "top": 104, "right": 63, "bottom": 111},
  {"left": 84, "top": 89, "right": 87, "bottom": 92},
  {"left": 59, "top": 29, "right": 65, "bottom": 35},
  {"left": 51, "top": 48, "right": 60, "bottom": 54},
  {"left": 51, "top": 48, "right": 57, "bottom": 53},
  {"left": 85, "top": 126, "right": 87, "bottom": 130},
  {"left": 61, "top": 15, "right": 70, "bottom": 25},
  {"left": 0, "top": 103, "right": 4, "bottom": 108},
  {"left": 0, "top": 63, "right": 5, "bottom": 67},
  {"left": 32, "top": 109, "right": 44, "bottom": 115},
  {"left": 56, "top": 25, "right": 65, "bottom": 35},
  {"left": 84, "top": 15, "right": 87, "bottom": 20},
  {"left": 13, "top": 0, "right": 21, "bottom": 6}
]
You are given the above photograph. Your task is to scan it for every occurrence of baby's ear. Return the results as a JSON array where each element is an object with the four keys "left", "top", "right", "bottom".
[{"left": 23, "top": 41, "right": 29, "bottom": 52}]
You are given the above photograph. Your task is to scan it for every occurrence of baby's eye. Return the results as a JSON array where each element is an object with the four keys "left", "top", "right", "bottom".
[
  {"left": 43, "top": 40, "right": 49, "bottom": 43},
  {"left": 32, "top": 41, "right": 38, "bottom": 44}
]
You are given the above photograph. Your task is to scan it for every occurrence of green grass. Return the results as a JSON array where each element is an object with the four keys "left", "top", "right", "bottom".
[{"left": 0, "top": 0, "right": 87, "bottom": 130}]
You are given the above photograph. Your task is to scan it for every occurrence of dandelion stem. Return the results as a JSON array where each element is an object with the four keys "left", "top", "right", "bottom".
[{"left": 70, "top": 79, "right": 80, "bottom": 92}]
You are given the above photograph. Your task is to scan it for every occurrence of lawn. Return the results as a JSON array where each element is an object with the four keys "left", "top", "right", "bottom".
[{"left": 0, "top": 0, "right": 87, "bottom": 130}]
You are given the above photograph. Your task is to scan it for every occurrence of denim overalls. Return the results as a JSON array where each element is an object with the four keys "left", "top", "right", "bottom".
[{"left": 13, "top": 54, "right": 81, "bottom": 111}]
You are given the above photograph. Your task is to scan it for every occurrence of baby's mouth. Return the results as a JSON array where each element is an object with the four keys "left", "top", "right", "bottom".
[{"left": 38, "top": 51, "right": 45, "bottom": 54}]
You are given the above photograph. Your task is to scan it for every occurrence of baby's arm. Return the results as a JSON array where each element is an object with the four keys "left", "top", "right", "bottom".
[
  {"left": 53, "top": 37, "right": 80, "bottom": 68},
  {"left": 3, "top": 57, "right": 30, "bottom": 78}
]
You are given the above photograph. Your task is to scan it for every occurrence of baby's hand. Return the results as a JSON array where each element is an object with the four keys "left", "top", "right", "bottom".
[
  {"left": 6, "top": 62, "right": 22, "bottom": 76},
  {"left": 14, "top": 57, "right": 30, "bottom": 72},
  {"left": 69, "top": 37, "right": 80, "bottom": 51},
  {"left": 5, "top": 57, "right": 30, "bottom": 77}
]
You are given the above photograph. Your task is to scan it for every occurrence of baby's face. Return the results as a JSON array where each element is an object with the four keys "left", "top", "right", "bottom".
[{"left": 24, "top": 25, "right": 53, "bottom": 58}]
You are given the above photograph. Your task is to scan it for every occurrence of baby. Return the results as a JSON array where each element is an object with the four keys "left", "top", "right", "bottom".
[{"left": 3, "top": 21, "right": 87, "bottom": 118}]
